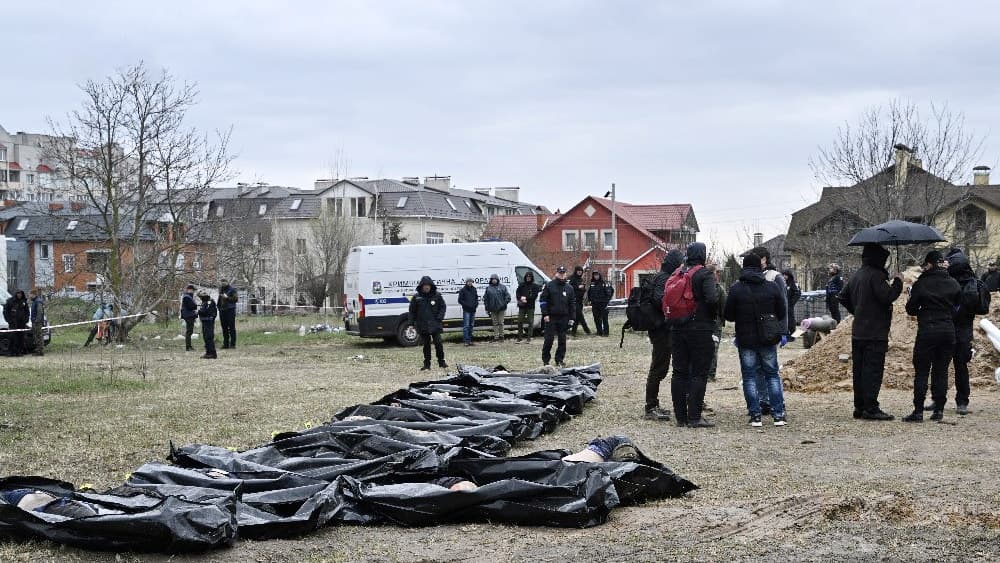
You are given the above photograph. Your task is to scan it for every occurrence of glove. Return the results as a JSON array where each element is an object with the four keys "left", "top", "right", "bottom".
[{"left": 780, "top": 335, "right": 789, "bottom": 348}]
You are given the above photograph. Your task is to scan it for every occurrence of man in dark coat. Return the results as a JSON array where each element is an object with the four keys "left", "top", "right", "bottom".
[
  {"left": 3, "top": 290, "right": 29, "bottom": 356},
  {"left": 181, "top": 285, "right": 198, "bottom": 352},
  {"left": 483, "top": 273, "right": 511, "bottom": 342},
  {"left": 217, "top": 280, "right": 238, "bottom": 349},
  {"left": 838, "top": 244, "right": 903, "bottom": 421},
  {"left": 644, "top": 249, "right": 683, "bottom": 420},
  {"left": 515, "top": 271, "right": 540, "bottom": 343},
  {"left": 945, "top": 248, "right": 977, "bottom": 415},
  {"left": 457, "top": 278, "right": 479, "bottom": 346},
  {"left": 29, "top": 288, "right": 45, "bottom": 356},
  {"left": 782, "top": 269, "right": 802, "bottom": 337},
  {"left": 724, "top": 254, "right": 789, "bottom": 427},
  {"left": 587, "top": 271, "right": 613, "bottom": 337},
  {"left": 903, "top": 250, "right": 961, "bottom": 422},
  {"left": 540, "top": 266, "right": 575, "bottom": 367},
  {"left": 569, "top": 266, "right": 591, "bottom": 336},
  {"left": 197, "top": 289, "right": 218, "bottom": 359},
  {"left": 408, "top": 276, "right": 448, "bottom": 370},
  {"left": 670, "top": 242, "right": 719, "bottom": 428},
  {"left": 981, "top": 262, "right": 1000, "bottom": 292},
  {"left": 825, "top": 264, "right": 844, "bottom": 322}
]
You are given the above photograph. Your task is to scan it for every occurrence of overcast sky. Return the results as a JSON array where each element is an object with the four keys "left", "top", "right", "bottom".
[{"left": 4, "top": 0, "right": 999, "bottom": 251}]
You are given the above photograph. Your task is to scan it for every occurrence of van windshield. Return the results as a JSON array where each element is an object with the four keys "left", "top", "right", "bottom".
[{"left": 515, "top": 266, "right": 547, "bottom": 286}]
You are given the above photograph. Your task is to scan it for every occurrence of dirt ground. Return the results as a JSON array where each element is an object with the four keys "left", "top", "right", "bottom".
[{"left": 1, "top": 318, "right": 998, "bottom": 562}]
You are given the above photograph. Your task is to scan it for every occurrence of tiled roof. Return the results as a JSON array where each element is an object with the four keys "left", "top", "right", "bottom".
[
  {"left": 482, "top": 215, "right": 549, "bottom": 242},
  {"left": 6, "top": 161, "right": 21, "bottom": 171},
  {"left": 377, "top": 191, "right": 485, "bottom": 222}
]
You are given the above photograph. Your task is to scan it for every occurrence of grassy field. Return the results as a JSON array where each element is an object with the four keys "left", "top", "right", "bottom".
[{"left": 1, "top": 315, "right": 998, "bottom": 562}]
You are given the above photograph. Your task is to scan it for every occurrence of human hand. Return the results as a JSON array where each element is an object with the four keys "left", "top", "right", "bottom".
[
  {"left": 712, "top": 334, "right": 720, "bottom": 344},
  {"left": 780, "top": 335, "right": 789, "bottom": 348},
  {"left": 543, "top": 315, "right": 550, "bottom": 323}
]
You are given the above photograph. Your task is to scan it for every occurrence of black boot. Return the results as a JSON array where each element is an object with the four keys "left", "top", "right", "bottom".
[
  {"left": 929, "top": 409, "right": 944, "bottom": 421},
  {"left": 438, "top": 359, "right": 448, "bottom": 368},
  {"left": 420, "top": 362, "right": 431, "bottom": 371},
  {"left": 902, "top": 410, "right": 923, "bottom": 423}
]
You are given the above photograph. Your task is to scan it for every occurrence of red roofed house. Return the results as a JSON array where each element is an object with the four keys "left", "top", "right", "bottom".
[{"left": 484, "top": 195, "right": 698, "bottom": 297}]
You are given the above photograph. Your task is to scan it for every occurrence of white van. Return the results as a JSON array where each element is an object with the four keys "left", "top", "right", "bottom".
[{"left": 343, "top": 242, "right": 549, "bottom": 346}]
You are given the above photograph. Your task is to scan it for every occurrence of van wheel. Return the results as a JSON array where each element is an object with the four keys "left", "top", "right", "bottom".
[{"left": 396, "top": 321, "right": 419, "bottom": 347}]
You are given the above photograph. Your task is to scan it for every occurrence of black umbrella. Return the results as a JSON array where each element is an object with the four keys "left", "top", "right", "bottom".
[{"left": 847, "top": 220, "right": 947, "bottom": 270}]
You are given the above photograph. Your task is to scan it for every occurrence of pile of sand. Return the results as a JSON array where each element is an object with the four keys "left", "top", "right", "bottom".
[{"left": 784, "top": 267, "right": 1000, "bottom": 393}]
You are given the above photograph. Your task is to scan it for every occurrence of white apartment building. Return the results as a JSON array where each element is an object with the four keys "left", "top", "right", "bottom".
[{"left": 0, "top": 125, "right": 67, "bottom": 202}]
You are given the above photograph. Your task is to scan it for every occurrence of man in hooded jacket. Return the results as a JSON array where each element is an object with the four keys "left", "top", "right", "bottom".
[
  {"left": 670, "top": 242, "right": 719, "bottom": 428},
  {"left": 944, "top": 248, "right": 977, "bottom": 415},
  {"left": 483, "top": 273, "right": 511, "bottom": 342},
  {"left": 3, "top": 290, "right": 29, "bottom": 356},
  {"left": 838, "top": 244, "right": 903, "bottom": 421},
  {"left": 644, "top": 249, "right": 683, "bottom": 420},
  {"left": 515, "top": 271, "right": 540, "bottom": 343},
  {"left": 409, "top": 276, "right": 448, "bottom": 370},
  {"left": 725, "top": 254, "right": 789, "bottom": 427},
  {"left": 587, "top": 270, "right": 613, "bottom": 337},
  {"left": 569, "top": 266, "right": 592, "bottom": 336}
]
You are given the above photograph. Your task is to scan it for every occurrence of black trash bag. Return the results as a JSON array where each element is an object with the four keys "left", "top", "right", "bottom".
[{"left": 0, "top": 476, "right": 236, "bottom": 552}]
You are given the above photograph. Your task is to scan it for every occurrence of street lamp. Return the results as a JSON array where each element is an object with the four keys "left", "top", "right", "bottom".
[{"left": 603, "top": 183, "right": 617, "bottom": 297}]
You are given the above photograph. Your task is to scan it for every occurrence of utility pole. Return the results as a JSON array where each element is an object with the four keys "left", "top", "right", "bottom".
[{"left": 610, "top": 182, "right": 617, "bottom": 297}]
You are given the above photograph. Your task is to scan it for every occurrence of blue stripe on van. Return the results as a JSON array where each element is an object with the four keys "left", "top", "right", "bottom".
[{"left": 361, "top": 296, "right": 410, "bottom": 305}]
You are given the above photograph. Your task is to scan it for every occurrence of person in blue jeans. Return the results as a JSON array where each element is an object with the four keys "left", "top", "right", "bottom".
[
  {"left": 457, "top": 278, "right": 479, "bottom": 346},
  {"left": 724, "top": 253, "right": 789, "bottom": 427}
]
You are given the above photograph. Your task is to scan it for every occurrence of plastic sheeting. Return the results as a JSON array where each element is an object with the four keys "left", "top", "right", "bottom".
[{"left": 0, "top": 363, "right": 697, "bottom": 552}]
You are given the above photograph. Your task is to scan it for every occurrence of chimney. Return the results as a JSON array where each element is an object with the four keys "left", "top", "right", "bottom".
[
  {"left": 402, "top": 176, "right": 420, "bottom": 186},
  {"left": 753, "top": 232, "right": 764, "bottom": 247},
  {"left": 493, "top": 187, "right": 520, "bottom": 202},
  {"left": 424, "top": 176, "right": 451, "bottom": 191},
  {"left": 474, "top": 188, "right": 491, "bottom": 196},
  {"left": 536, "top": 209, "right": 547, "bottom": 231},
  {"left": 49, "top": 203, "right": 64, "bottom": 212},
  {"left": 894, "top": 143, "right": 912, "bottom": 187},
  {"left": 974, "top": 165, "right": 992, "bottom": 185}
]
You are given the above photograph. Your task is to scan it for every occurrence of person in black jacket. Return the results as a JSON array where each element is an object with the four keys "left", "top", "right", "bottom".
[
  {"left": 945, "top": 248, "right": 976, "bottom": 415},
  {"left": 725, "top": 254, "right": 789, "bottom": 427},
  {"left": 587, "top": 271, "right": 613, "bottom": 337},
  {"left": 515, "top": 271, "right": 540, "bottom": 343},
  {"left": 670, "top": 242, "right": 719, "bottom": 428},
  {"left": 197, "top": 290, "right": 218, "bottom": 359},
  {"left": 903, "top": 250, "right": 961, "bottom": 422},
  {"left": 981, "top": 262, "right": 1000, "bottom": 292},
  {"left": 217, "top": 280, "right": 238, "bottom": 349},
  {"left": 408, "top": 276, "right": 448, "bottom": 370},
  {"left": 825, "top": 264, "right": 844, "bottom": 322},
  {"left": 782, "top": 269, "right": 802, "bottom": 338},
  {"left": 180, "top": 285, "right": 198, "bottom": 352},
  {"left": 644, "top": 249, "right": 683, "bottom": 421},
  {"left": 540, "top": 266, "right": 575, "bottom": 366},
  {"left": 569, "top": 266, "right": 591, "bottom": 336},
  {"left": 838, "top": 244, "right": 903, "bottom": 421},
  {"left": 3, "top": 290, "right": 29, "bottom": 356},
  {"left": 457, "top": 278, "right": 479, "bottom": 346}
]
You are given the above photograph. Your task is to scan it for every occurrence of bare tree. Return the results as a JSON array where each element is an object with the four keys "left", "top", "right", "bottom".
[
  {"left": 278, "top": 206, "right": 368, "bottom": 308},
  {"left": 213, "top": 211, "right": 270, "bottom": 300},
  {"left": 46, "top": 62, "right": 231, "bottom": 339}
]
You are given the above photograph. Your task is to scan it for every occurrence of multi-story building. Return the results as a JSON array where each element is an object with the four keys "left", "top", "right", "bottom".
[{"left": 0, "top": 125, "right": 67, "bottom": 202}]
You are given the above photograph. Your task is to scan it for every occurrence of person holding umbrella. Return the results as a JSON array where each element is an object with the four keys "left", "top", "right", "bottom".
[{"left": 837, "top": 244, "right": 903, "bottom": 421}]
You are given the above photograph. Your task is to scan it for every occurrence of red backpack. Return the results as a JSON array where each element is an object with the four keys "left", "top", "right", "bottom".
[{"left": 662, "top": 265, "right": 704, "bottom": 324}]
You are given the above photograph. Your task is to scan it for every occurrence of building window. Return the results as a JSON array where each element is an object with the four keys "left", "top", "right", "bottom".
[
  {"left": 8, "top": 171, "right": 20, "bottom": 183},
  {"left": 396, "top": 196, "right": 408, "bottom": 208},
  {"left": 40, "top": 244, "right": 50, "bottom": 260},
  {"left": 601, "top": 229, "right": 617, "bottom": 250},
  {"left": 0, "top": 148, "right": 6, "bottom": 161},
  {"left": 62, "top": 254, "right": 76, "bottom": 273},
  {"left": 26, "top": 173, "right": 35, "bottom": 185},
  {"left": 66, "top": 220, "right": 78, "bottom": 231},
  {"left": 445, "top": 198, "right": 457, "bottom": 211},
  {"left": 16, "top": 218, "right": 28, "bottom": 231},
  {"left": 956, "top": 204, "right": 988, "bottom": 246},
  {"left": 253, "top": 232, "right": 262, "bottom": 246},
  {"left": 350, "top": 197, "right": 367, "bottom": 217},
  {"left": 290, "top": 198, "right": 302, "bottom": 210},
  {"left": 86, "top": 250, "right": 110, "bottom": 273},
  {"left": 426, "top": 231, "right": 444, "bottom": 244},
  {"left": 295, "top": 238, "right": 307, "bottom": 255},
  {"left": 258, "top": 204, "right": 268, "bottom": 216},
  {"left": 562, "top": 230, "right": 578, "bottom": 251},
  {"left": 215, "top": 205, "right": 225, "bottom": 218},
  {"left": 581, "top": 229, "right": 598, "bottom": 250},
  {"left": 464, "top": 200, "right": 472, "bottom": 209},
  {"left": 193, "top": 252, "right": 203, "bottom": 271}
]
